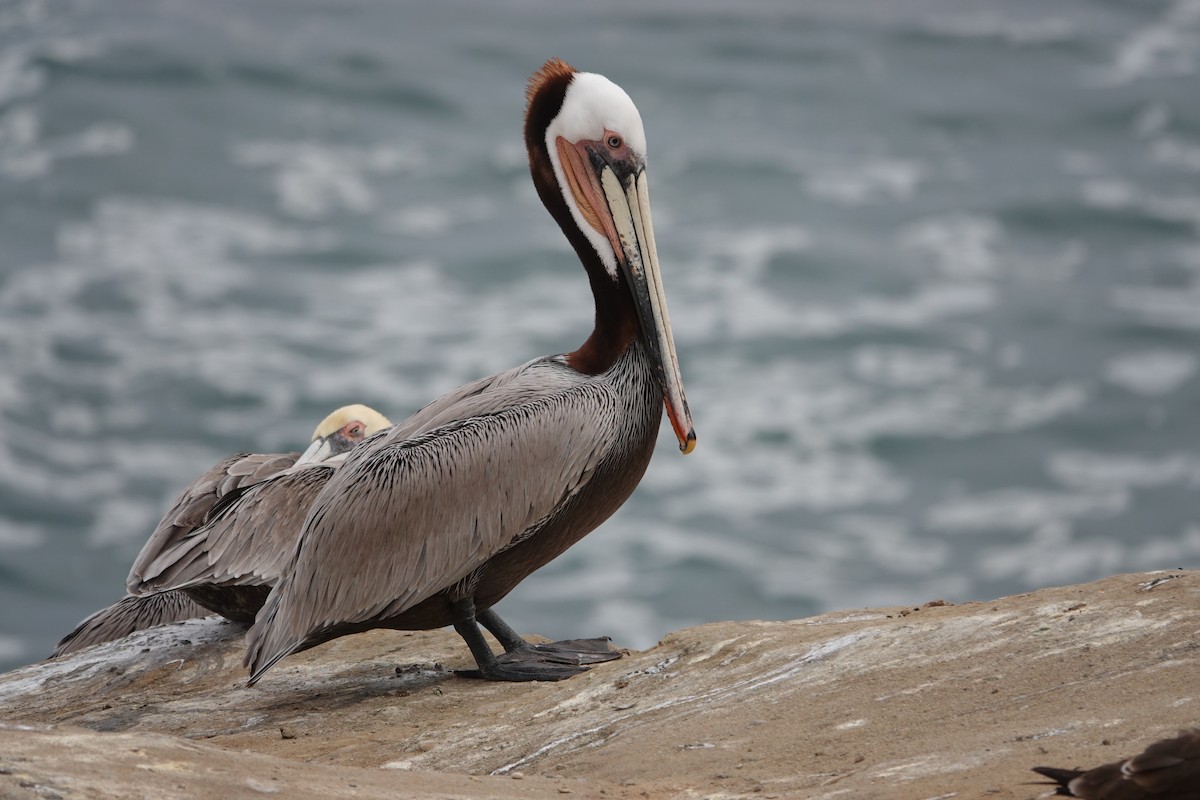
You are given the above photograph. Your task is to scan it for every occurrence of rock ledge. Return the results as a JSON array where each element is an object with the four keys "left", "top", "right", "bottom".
[{"left": 1, "top": 571, "right": 1196, "bottom": 799}]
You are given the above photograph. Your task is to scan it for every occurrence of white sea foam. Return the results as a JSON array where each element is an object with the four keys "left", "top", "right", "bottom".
[
  {"left": 1104, "top": 351, "right": 1196, "bottom": 396},
  {"left": 830, "top": 514, "right": 951, "bottom": 576},
  {"left": 805, "top": 158, "right": 925, "bottom": 206},
  {"left": 1112, "top": 285, "right": 1200, "bottom": 331},
  {"left": 58, "top": 196, "right": 337, "bottom": 269},
  {"left": 0, "top": 441, "right": 122, "bottom": 503},
  {"left": 1152, "top": 137, "right": 1200, "bottom": 172},
  {"left": 0, "top": 521, "right": 44, "bottom": 550},
  {"left": 900, "top": 214, "right": 1002, "bottom": 280},
  {"left": 48, "top": 403, "right": 100, "bottom": 437},
  {"left": 87, "top": 495, "right": 161, "bottom": 548},
  {"left": 919, "top": 14, "right": 1076, "bottom": 46},
  {"left": 1137, "top": 525, "right": 1200, "bottom": 565},
  {"left": 805, "top": 379, "right": 1085, "bottom": 446},
  {"left": 696, "top": 225, "right": 811, "bottom": 277},
  {"left": 233, "top": 140, "right": 425, "bottom": 219},
  {"left": 1136, "top": 108, "right": 1172, "bottom": 145},
  {"left": 850, "top": 346, "right": 963, "bottom": 388},
  {"left": 580, "top": 598, "right": 672, "bottom": 652},
  {"left": 0, "top": 46, "right": 44, "bottom": 106},
  {"left": 1048, "top": 451, "right": 1200, "bottom": 491},
  {"left": 927, "top": 489, "right": 1128, "bottom": 534},
  {"left": 389, "top": 205, "right": 453, "bottom": 236},
  {"left": 1106, "top": 0, "right": 1200, "bottom": 84},
  {"left": 0, "top": 196, "right": 359, "bottom": 561},
  {"left": 666, "top": 444, "right": 908, "bottom": 520},
  {"left": 1082, "top": 179, "right": 1200, "bottom": 226},
  {"left": 676, "top": 278, "right": 996, "bottom": 343},
  {"left": 978, "top": 522, "right": 1200, "bottom": 585},
  {"left": 0, "top": 104, "right": 129, "bottom": 182}
]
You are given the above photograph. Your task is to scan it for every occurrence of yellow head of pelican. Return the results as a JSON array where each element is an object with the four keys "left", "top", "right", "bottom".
[{"left": 296, "top": 404, "right": 392, "bottom": 465}]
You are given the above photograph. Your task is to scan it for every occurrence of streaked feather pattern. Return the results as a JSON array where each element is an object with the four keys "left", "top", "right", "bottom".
[
  {"left": 127, "top": 451, "right": 301, "bottom": 592},
  {"left": 245, "top": 348, "right": 657, "bottom": 680},
  {"left": 52, "top": 591, "right": 211, "bottom": 657}
]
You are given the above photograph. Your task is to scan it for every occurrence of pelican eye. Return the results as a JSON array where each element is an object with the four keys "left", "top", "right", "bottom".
[{"left": 606, "top": 134, "right": 622, "bottom": 150}]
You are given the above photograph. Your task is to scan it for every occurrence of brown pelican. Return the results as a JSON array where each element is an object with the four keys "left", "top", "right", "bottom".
[
  {"left": 1033, "top": 729, "right": 1200, "bottom": 799},
  {"left": 244, "top": 58, "right": 695, "bottom": 684},
  {"left": 51, "top": 405, "right": 390, "bottom": 657},
  {"left": 127, "top": 403, "right": 392, "bottom": 622}
]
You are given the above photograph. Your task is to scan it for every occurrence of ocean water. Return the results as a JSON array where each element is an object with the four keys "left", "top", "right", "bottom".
[{"left": 2, "top": 0, "right": 1200, "bottom": 672}]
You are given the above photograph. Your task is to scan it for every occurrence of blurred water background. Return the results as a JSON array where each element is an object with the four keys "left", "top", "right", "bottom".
[{"left": 2, "top": 0, "right": 1200, "bottom": 671}]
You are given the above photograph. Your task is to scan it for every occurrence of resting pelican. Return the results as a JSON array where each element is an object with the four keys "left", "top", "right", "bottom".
[
  {"left": 127, "top": 403, "right": 392, "bottom": 622},
  {"left": 52, "top": 405, "right": 391, "bottom": 657},
  {"left": 245, "top": 58, "right": 695, "bottom": 684}
]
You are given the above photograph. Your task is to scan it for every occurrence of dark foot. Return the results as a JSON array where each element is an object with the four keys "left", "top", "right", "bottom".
[
  {"left": 509, "top": 637, "right": 623, "bottom": 666},
  {"left": 452, "top": 600, "right": 619, "bottom": 681},
  {"left": 455, "top": 659, "right": 591, "bottom": 682},
  {"left": 475, "top": 608, "right": 623, "bottom": 665}
]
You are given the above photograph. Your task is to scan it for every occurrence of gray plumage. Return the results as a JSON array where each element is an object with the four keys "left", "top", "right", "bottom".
[
  {"left": 246, "top": 350, "right": 659, "bottom": 679},
  {"left": 125, "top": 404, "right": 391, "bottom": 624},
  {"left": 51, "top": 406, "right": 391, "bottom": 657},
  {"left": 128, "top": 455, "right": 347, "bottom": 622},
  {"left": 52, "top": 590, "right": 210, "bottom": 657},
  {"left": 125, "top": 451, "right": 307, "bottom": 623},
  {"left": 50, "top": 452, "right": 303, "bottom": 657}
]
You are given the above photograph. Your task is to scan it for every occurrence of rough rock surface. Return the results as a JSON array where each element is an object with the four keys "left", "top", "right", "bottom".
[{"left": 0, "top": 571, "right": 1196, "bottom": 799}]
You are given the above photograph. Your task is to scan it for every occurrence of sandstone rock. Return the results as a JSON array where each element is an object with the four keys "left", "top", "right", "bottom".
[{"left": 0, "top": 571, "right": 1196, "bottom": 799}]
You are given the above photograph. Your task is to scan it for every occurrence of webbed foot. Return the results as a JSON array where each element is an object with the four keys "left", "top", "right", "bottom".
[
  {"left": 510, "top": 637, "right": 622, "bottom": 666},
  {"left": 455, "top": 658, "right": 591, "bottom": 682},
  {"left": 453, "top": 600, "right": 621, "bottom": 682}
]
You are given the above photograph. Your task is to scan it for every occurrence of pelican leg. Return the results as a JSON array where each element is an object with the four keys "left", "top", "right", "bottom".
[
  {"left": 451, "top": 598, "right": 591, "bottom": 682},
  {"left": 477, "top": 607, "right": 623, "bottom": 666}
]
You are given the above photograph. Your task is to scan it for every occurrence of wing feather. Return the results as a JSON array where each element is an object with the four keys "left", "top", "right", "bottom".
[
  {"left": 127, "top": 451, "right": 300, "bottom": 592},
  {"left": 52, "top": 591, "right": 211, "bottom": 657},
  {"left": 139, "top": 465, "right": 335, "bottom": 591}
]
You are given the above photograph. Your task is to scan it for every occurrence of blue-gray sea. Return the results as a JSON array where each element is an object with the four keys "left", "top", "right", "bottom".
[{"left": 2, "top": 0, "right": 1200, "bottom": 672}]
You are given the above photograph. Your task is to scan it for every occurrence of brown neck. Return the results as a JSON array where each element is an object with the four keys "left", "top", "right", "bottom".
[{"left": 567, "top": 266, "right": 640, "bottom": 375}]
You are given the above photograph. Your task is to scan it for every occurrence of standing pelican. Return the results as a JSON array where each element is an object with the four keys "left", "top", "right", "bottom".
[
  {"left": 245, "top": 58, "right": 695, "bottom": 684},
  {"left": 51, "top": 405, "right": 391, "bottom": 657}
]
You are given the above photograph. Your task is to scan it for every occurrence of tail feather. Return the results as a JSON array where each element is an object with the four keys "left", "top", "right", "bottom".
[
  {"left": 245, "top": 640, "right": 300, "bottom": 686},
  {"left": 53, "top": 592, "right": 210, "bottom": 657},
  {"left": 1030, "top": 766, "right": 1082, "bottom": 795},
  {"left": 243, "top": 581, "right": 302, "bottom": 685}
]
